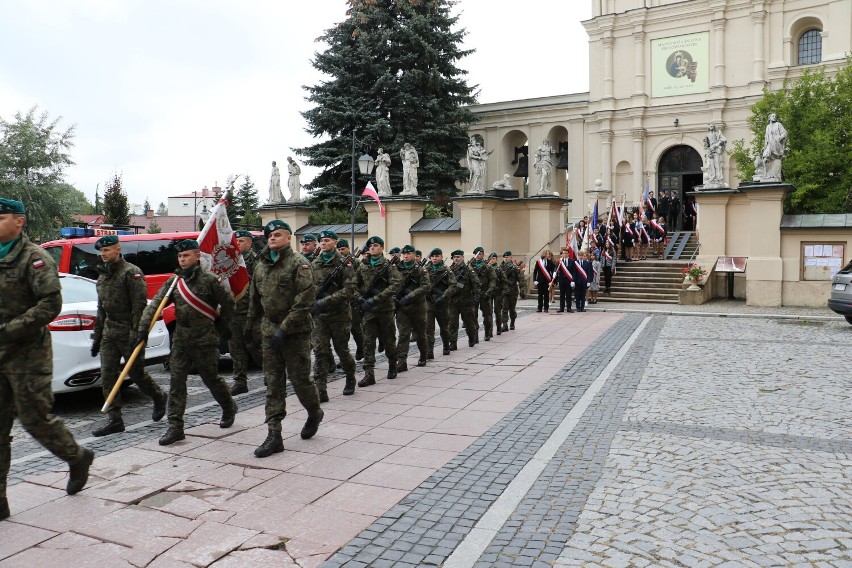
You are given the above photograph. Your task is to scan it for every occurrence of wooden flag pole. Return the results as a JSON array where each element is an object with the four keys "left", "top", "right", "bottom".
[{"left": 101, "top": 277, "right": 180, "bottom": 413}]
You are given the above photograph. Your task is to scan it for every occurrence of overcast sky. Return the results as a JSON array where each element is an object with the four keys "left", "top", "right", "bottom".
[{"left": 0, "top": 0, "right": 591, "bottom": 211}]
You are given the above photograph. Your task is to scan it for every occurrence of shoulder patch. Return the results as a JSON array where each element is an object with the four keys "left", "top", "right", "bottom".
[
  {"left": 132, "top": 273, "right": 143, "bottom": 278},
  {"left": 301, "top": 264, "right": 310, "bottom": 270},
  {"left": 32, "top": 259, "right": 45, "bottom": 268}
]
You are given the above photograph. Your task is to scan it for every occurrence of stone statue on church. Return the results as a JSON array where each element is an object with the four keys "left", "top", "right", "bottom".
[
  {"left": 269, "top": 161, "right": 284, "bottom": 204},
  {"left": 703, "top": 124, "right": 727, "bottom": 187},
  {"left": 466, "top": 136, "right": 492, "bottom": 195},
  {"left": 399, "top": 142, "right": 419, "bottom": 195},
  {"left": 287, "top": 157, "right": 302, "bottom": 202},
  {"left": 492, "top": 174, "right": 514, "bottom": 191},
  {"left": 533, "top": 139, "right": 556, "bottom": 194},
  {"left": 759, "top": 113, "right": 787, "bottom": 183},
  {"left": 375, "top": 148, "right": 392, "bottom": 196}
]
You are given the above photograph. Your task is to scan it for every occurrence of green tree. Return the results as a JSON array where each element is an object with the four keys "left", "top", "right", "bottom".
[
  {"left": 233, "top": 175, "right": 262, "bottom": 227},
  {"left": 143, "top": 196, "right": 151, "bottom": 214},
  {"left": 147, "top": 218, "right": 162, "bottom": 234},
  {"left": 94, "top": 186, "right": 103, "bottom": 214},
  {"left": 156, "top": 201, "right": 168, "bottom": 216},
  {"left": 308, "top": 205, "right": 367, "bottom": 225},
  {"left": 103, "top": 172, "right": 130, "bottom": 226},
  {"left": 58, "top": 183, "right": 94, "bottom": 216},
  {"left": 296, "top": 0, "right": 478, "bottom": 210},
  {"left": 0, "top": 107, "right": 78, "bottom": 240},
  {"left": 730, "top": 60, "right": 852, "bottom": 213}
]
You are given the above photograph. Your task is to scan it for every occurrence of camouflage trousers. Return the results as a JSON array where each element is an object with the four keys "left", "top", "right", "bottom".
[
  {"left": 396, "top": 303, "right": 428, "bottom": 364},
  {"left": 362, "top": 310, "right": 397, "bottom": 371},
  {"left": 0, "top": 371, "right": 81, "bottom": 498},
  {"left": 350, "top": 301, "right": 364, "bottom": 353},
  {"left": 501, "top": 292, "right": 518, "bottom": 325},
  {"left": 312, "top": 316, "right": 355, "bottom": 391},
  {"left": 100, "top": 328, "right": 165, "bottom": 420},
  {"left": 493, "top": 293, "right": 504, "bottom": 329},
  {"left": 168, "top": 328, "right": 234, "bottom": 430},
  {"left": 262, "top": 325, "right": 320, "bottom": 432},
  {"left": 477, "top": 294, "right": 494, "bottom": 337},
  {"left": 229, "top": 316, "right": 261, "bottom": 389},
  {"left": 426, "top": 303, "right": 451, "bottom": 353},
  {"left": 448, "top": 302, "right": 478, "bottom": 345}
]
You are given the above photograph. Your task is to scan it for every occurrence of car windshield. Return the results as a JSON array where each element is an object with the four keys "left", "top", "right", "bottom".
[{"left": 60, "top": 276, "right": 98, "bottom": 304}]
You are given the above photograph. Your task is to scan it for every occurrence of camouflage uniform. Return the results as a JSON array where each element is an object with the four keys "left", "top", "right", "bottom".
[
  {"left": 93, "top": 256, "right": 166, "bottom": 423},
  {"left": 355, "top": 255, "right": 402, "bottom": 383},
  {"left": 348, "top": 256, "right": 364, "bottom": 359},
  {"left": 502, "top": 261, "right": 521, "bottom": 330},
  {"left": 141, "top": 264, "right": 236, "bottom": 431},
  {"left": 0, "top": 236, "right": 87, "bottom": 504},
  {"left": 425, "top": 262, "right": 457, "bottom": 357},
  {"left": 311, "top": 250, "right": 356, "bottom": 394},
  {"left": 394, "top": 261, "right": 430, "bottom": 368},
  {"left": 229, "top": 249, "right": 261, "bottom": 392},
  {"left": 247, "top": 245, "right": 321, "bottom": 432},
  {"left": 492, "top": 262, "right": 506, "bottom": 334},
  {"left": 448, "top": 261, "right": 480, "bottom": 348},
  {"left": 471, "top": 259, "right": 496, "bottom": 340}
]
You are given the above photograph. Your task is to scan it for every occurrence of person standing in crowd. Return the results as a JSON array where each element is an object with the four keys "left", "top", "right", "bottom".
[
  {"left": 655, "top": 217, "right": 668, "bottom": 259},
  {"left": 621, "top": 214, "right": 634, "bottom": 262},
  {"left": 669, "top": 191, "right": 681, "bottom": 230},
  {"left": 602, "top": 240, "right": 617, "bottom": 296},
  {"left": 300, "top": 233, "right": 319, "bottom": 261},
  {"left": 501, "top": 251, "right": 521, "bottom": 331},
  {"left": 247, "top": 220, "right": 323, "bottom": 457},
  {"left": 90, "top": 235, "right": 167, "bottom": 437},
  {"left": 394, "top": 245, "right": 430, "bottom": 371},
  {"left": 658, "top": 190, "right": 670, "bottom": 229},
  {"left": 488, "top": 252, "right": 505, "bottom": 335},
  {"left": 448, "top": 250, "right": 480, "bottom": 349},
  {"left": 229, "top": 230, "right": 261, "bottom": 396},
  {"left": 425, "top": 248, "right": 457, "bottom": 357},
  {"left": 589, "top": 251, "right": 602, "bottom": 304},
  {"left": 555, "top": 247, "right": 575, "bottom": 313},
  {"left": 415, "top": 250, "right": 423, "bottom": 265},
  {"left": 0, "top": 199, "right": 94, "bottom": 520},
  {"left": 574, "top": 251, "right": 593, "bottom": 312},
  {"left": 336, "top": 239, "right": 364, "bottom": 361},
  {"left": 355, "top": 236, "right": 402, "bottom": 387},
  {"left": 388, "top": 246, "right": 401, "bottom": 265},
  {"left": 139, "top": 239, "right": 238, "bottom": 446},
  {"left": 470, "top": 246, "right": 496, "bottom": 341},
  {"left": 533, "top": 250, "right": 555, "bottom": 312},
  {"left": 311, "top": 230, "right": 357, "bottom": 400}
]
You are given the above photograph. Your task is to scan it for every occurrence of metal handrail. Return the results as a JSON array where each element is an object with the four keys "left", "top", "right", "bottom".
[{"left": 524, "top": 231, "right": 566, "bottom": 288}]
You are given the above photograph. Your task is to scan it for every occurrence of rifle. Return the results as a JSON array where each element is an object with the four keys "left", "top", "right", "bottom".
[
  {"left": 428, "top": 268, "right": 451, "bottom": 303},
  {"left": 361, "top": 255, "right": 397, "bottom": 302},
  {"left": 395, "top": 262, "right": 423, "bottom": 304},
  {"left": 315, "top": 248, "right": 360, "bottom": 301}
]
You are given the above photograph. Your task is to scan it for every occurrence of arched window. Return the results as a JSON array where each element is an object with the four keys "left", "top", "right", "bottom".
[{"left": 798, "top": 29, "right": 822, "bottom": 65}]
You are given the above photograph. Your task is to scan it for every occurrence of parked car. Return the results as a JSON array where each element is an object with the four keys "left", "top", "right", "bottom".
[
  {"left": 50, "top": 274, "right": 170, "bottom": 394},
  {"left": 827, "top": 259, "right": 852, "bottom": 325}
]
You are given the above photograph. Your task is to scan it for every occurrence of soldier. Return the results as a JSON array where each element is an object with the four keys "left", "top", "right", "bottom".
[
  {"left": 425, "top": 248, "right": 457, "bottom": 358},
  {"left": 414, "top": 249, "right": 423, "bottom": 266},
  {"left": 90, "top": 235, "right": 168, "bottom": 436},
  {"left": 0, "top": 198, "right": 94, "bottom": 520},
  {"left": 139, "top": 239, "right": 237, "bottom": 446},
  {"left": 394, "top": 244, "right": 430, "bottom": 371},
  {"left": 501, "top": 251, "right": 521, "bottom": 331},
  {"left": 247, "top": 221, "right": 323, "bottom": 457},
  {"left": 311, "top": 230, "right": 357, "bottom": 400},
  {"left": 388, "top": 246, "right": 401, "bottom": 265},
  {"left": 229, "top": 230, "right": 262, "bottom": 395},
  {"left": 488, "top": 252, "right": 506, "bottom": 336},
  {"left": 355, "top": 236, "right": 402, "bottom": 387},
  {"left": 336, "top": 238, "right": 364, "bottom": 361},
  {"left": 448, "top": 250, "right": 480, "bottom": 350},
  {"left": 471, "top": 246, "right": 496, "bottom": 341},
  {"left": 300, "top": 233, "right": 319, "bottom": 261}
]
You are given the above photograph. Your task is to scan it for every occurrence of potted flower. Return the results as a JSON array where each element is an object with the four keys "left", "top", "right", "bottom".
[{"left": 682, "top": 263, "right": 707, "bottom": 291}]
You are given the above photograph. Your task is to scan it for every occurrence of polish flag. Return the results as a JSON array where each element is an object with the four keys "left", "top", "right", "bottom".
[
  {"left": 198, "top": 194, "right": 250, "bottom": 300},
  {"left": 362, "top": 182, "right": 385, "bottom": 218}
]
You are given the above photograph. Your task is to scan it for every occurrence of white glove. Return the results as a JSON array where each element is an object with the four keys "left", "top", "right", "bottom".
[
  {"left": 571, "top": 282, "right": 575, "bottom": 288},
  {"left": 533, "top": 281, "right": 538, "bottom": 286}
]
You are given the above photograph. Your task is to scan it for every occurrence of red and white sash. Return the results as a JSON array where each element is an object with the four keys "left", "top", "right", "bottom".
[
  {"left": 604, "top": 249, "right": 613, "bottom": 262},
  {"left": 575, "top": 261, "right": 588, "bottom": 281},
  {"left": 177, "top": 277, "right": 218, "bottom": 321},
  {"left": 624, "top": 223, "right": 635, "bottom": 238},
  {"left": 558, "top": 259, "right": 573, "bottom": 281},
  {"left": 536, "top": 259, "right": 553, "bottom": 283},
  {"left": 650, "top": 219, "right": 664, "bottom": 233}
]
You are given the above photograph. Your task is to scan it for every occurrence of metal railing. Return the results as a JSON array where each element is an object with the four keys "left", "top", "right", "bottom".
[{"left": 524, "top": 231, "right": 566, "bottom": 289}]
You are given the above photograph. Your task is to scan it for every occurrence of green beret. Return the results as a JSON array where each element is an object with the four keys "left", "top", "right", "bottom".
[
  {"left": 488, "top": 252, "right": 498, "bottom": 259},
  {"left": 415, "top": 250, "right": 422, "bottom": 256},
  {"left": 234, "top": 230, "right": 253, "bottom": 239},
  {"left": 0, "top": 198, "right": 25, "bottom": 214},
  {"left": 451, "top": 249, "right": 464, "bottom": 257},
  {"left": 336, "top": 238, "right": 349, "bottom": 248},
  {"left": 503, "top": 250, "right": 512, "bottom": 257},
  {"left": 300, "top": 233, "right": 317, "bottom": 243},
  {"left": 429, "top": 248, "right": 443, "bottom": 257},
  {"left": 365, "top": 236, "right": 384, "bottom": 247},
  {"left": 94, "top": 235, "right": 119, "bottom": 250},
  {"left": 317, "top": 230, "right": 338, "bottom": 240},
  {"left": 401, "top": 245, "right": 415, "bottom": 254},
  {"left": 473, "top": 246, "right": 485, "bottom": 255},
  {"left": 389, "top": 247, "right": 401, "bottom": 254},
  {"left": 175, "top": 239, "right": 200, "bottom": 252},
  {"left": 264, "top": 220, "right": 292, "bottom": 237}
]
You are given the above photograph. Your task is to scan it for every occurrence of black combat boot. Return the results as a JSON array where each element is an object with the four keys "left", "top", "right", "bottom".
[
  {"left": 0, "top": 496, "right": 10, "bottom": 520},
  {"left": 159, "top": 427, "right": 185, "bottom": 446},
  {"left": 301, "top": 408, "right": 324, "bottom": 440},
  {"left": 397, "top": 361, "right": 408, "bottom": 373},
  {"left": 254, "top": 430, "right": 284, "bottom": 458},
  {"left": 342, "top": 375, "right": 356, "bottom": 396},
  {"left": 66, "top": 447, "right": 94, "bottom": 495},
  {"left": 378, "top": 339, "right": 385, "bottom": 353},
  {"left": 230, "top": 381, "right": 248, "bottom": 396},
  {"left": 387, "top": 362, "right": 398, "bottom": 380},
  {"left": 443, "top": 347, "right": 451, "bottom": 356},
  {"left": 496, "top": 327, "right": 502, "bottom": 336},
  {"left": 502, "top": 323, "right": 509, "bottom": 332},
  {"left": 449, "top": 342, "right": 458, "bottom": 351},
  {"left": 152, "top": 392, "right": 167, "bottom": 422},
  {"left": 220, "top": 401, "right": 238, "bottom": 428},
  {"left": 485, "top": 333, "right": 491, "bottom": 342},
  {"left": 92, "top": 416, "right": 125, "bottom": 437},
  {"left": 510, "top": 319, "right": 515, "bottom": 330},
  {"left": 417, "top": 357, "right": 427, "bottom": 367},
  {"left": 469, "top": 338, "right": 477, "bottom": 347},
  {"left": 358, "top": 371, "right": 376, "bottom": 387},
  {"left": 319, "top": 389, "right": 330, "bottom": 403},
  {"left": 426, "top": 350, "right": 434, "bottom": 360}
]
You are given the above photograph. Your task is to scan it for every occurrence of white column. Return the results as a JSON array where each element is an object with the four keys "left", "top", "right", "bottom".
[
  {"left": 712, "top": 18, "right": 726, "bottom": 87},
  {"left": 752, "top": 10, "right": 766, "bottom": 83},
  {"left": 632, "top": 129, "right": 646, "bottom": 201},
  {"left": 603, "top": 36, "right": 615, "bottom": 99},
  {"left": 601, "top": 129, "right": 614, "bottom": 190},
  {"left": 633, "top": 32, "right": 646, "bottom": 95}
]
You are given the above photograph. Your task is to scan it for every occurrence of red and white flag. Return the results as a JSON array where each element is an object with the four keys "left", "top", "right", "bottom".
[
  {"left": 362, "top": 181, "right": 385, "bottom": 218},
  {"left": 566, "top": 231, "right": 578, "bottom": 260},
  {"left": 198, "top": 195, "right": 250, "bottom": 301}
]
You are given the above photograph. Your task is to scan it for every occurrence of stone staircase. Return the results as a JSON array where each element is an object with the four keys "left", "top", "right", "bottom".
[{"left": 597, "top": 259, "right": 685, "bottom": 304}]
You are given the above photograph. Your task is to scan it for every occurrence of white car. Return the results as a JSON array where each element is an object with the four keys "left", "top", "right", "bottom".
[{"left": 50, "top": 274, "right": 170, "bottom": 394}]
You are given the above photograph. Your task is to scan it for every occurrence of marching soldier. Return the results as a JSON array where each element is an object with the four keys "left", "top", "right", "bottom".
[
  {"left": 501, "top": 251, "right": 521, "bottom": 331},
  {"left": 1, "top": 199, "right": 94, "bottom": 520},
  {"left": 300, "top": 233, "right": 319, "bottom": 261},
  {"left": 471, "top": 246, "right": 496, "bottom": 341},
  {"left": 311, "top": 230, "right": 357, "bottom": 400},
  {"left": 414, "top": 250, "right": 423, "bottom": 265},
  {"left": 488, "top": 252, "right": 506, "bottom": 335},
  {"left": 394, "top": 245, "right": 430, "bottom": 371},
  {"left": 355, "top": 236, "right": 402, "bottom": 387},
  {"left": 448, "top": 250, "right": 480, "bottom": 350},
  {"left": 336, "top": 239, "right": 364, "bottom": 361},
  {"left": 388, "top": 246, "right": 401, "bottom": 264},
  {"left": 139, "top": 239, "right": 237, "bottom": 446},
  {"left": 425, "top": 248, "right": 457, "bottom": 358},
  {"left": 247, "top": 220, "right": 323, "bottom": 457},
  {"left": 90, "top": 235, "right": 168, "bottom": 436},
  {"left": 229, "top": 230, "right": 261, "bottom": 395}
]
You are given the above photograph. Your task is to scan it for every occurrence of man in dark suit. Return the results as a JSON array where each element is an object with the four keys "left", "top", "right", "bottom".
[
  {"left": 532, "top": 253, "right": 555, "bottom": 313},
  {"left": 669, "top": 192, "right": 681, "bottom": 231},
  {"left": 574, "top": 251, "right": 593, "bottom": 312},
  {"left": 657, "top": 190, "right": 670, "bottom": 226},
  {"left": 555, "top": 248, "right": 575, "bottom": 313}
]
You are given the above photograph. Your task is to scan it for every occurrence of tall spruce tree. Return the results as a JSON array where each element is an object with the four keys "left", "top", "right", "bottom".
[
  {"left": 232, "top": 175, "right": 261, "bottom": 227},
  {"left": 94, "top": 186, "right": 102, "bottom": 214},
  {"left": 103, "top": 173, "right": 130, "bottom": 226},
  {"left": 296, "top": 0, "right": 478, "bottom": 209}
]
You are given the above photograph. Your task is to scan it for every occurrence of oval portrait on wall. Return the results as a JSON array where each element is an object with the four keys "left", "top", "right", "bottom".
[{"left": 666, "top": 50, "right": 693, "bottom": 79}]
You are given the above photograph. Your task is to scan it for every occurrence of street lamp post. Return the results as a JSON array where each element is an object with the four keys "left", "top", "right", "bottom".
[
  {"left": 350, "top": 131, "right": 374, "bottom": 250},
  {"left": 193, "top": 191, "right": 209, "bottom": 231}
]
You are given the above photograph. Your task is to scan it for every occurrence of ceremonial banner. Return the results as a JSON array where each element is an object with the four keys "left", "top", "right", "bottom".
[
  {"left": 198, "top": 196, "right": 250, "bottom": 300},
  {"left": 362, "top": 182, "right": 386, "bottom": 218}
]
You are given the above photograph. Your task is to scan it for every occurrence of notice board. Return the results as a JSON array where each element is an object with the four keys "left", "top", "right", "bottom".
[{"left": 801, "top": 242, "right": 845, "bottom": 280}]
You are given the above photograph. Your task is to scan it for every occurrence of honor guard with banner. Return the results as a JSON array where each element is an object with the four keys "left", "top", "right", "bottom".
[
  {"left": 394, "top": 244, "right": 430, "bottom": 371},
  {"left": 425, "top": 248, "right": 457, "bottom": 357},
  {"left": 448, "top": 250, "right": 480, "bottom": 350},
  {"left": 470, "top": 246, "right": 496, "bottom": 341},
  {"left": 90, "top": 235, "right": 168, "bottom": 437},
  {"left": 228, "top": 230, "right": 261, "bottom": 395},
  {"left": 248, "top": 220, "right": 323, "bottom": 458},
  {"left": 0, "top": 198, "right": 94, "bottom": 520}
]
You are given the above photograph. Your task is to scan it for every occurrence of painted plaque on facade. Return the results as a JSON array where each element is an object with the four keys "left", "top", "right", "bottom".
[{"left": 651, "top": 32, "right": 709, "bottom": 98}]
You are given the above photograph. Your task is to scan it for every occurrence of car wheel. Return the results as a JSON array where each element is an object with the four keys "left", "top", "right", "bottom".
[{"left": 845, "top": 315, "right": 852, "bottom": 325}]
